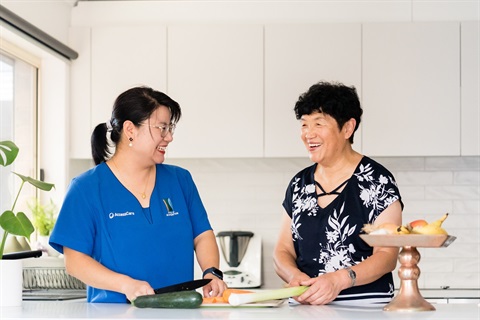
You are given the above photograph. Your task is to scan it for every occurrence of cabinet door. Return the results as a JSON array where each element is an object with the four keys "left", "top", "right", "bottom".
[
  {"left": 167, "top": 25, "right": 263, "bottom": 158},
  {"left": 69, "top": 27, "right": 91, "bottom": 159},
  {"left": 264, "top": 24, "right": 362, "bottom": 157},
  {"left": 362, "top": 22, "right": 460, "bottom": 156},
  {"left": 91, "top": 26, "right": 167, "bottom": 128},
  {"left": 461, "top": 22, "right": 479, "bottom": 156}
]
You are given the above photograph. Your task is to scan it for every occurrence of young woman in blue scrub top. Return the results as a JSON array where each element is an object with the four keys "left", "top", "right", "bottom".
[{"left": 50, "top": 86, "right": 227, "bottom": 303}]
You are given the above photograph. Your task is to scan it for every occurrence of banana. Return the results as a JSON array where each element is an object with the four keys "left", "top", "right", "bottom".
[
  {"left": 411, "top": 224, "right": 448, "bottom": 235},
  {"left": 411, "top": 213, "right": 449, "bottom": 235},
  {"left": 430, "top": 213, "right": 449, "bottom": 227},
  {"left": 396, "top": 225, "right": 410, "bottom": 234},
  {"left": 362, "top": 223, "right": 410, "bottom": 235},
  {"left": 362, "top": 213, "right": 450, "bottom": 235}
]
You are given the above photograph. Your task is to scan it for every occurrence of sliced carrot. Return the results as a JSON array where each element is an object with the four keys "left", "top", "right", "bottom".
[
  {"left": 202, "top": 296, "right": 224, "bottom": 304},
  {"left": 222, "top": 288, "right": 254, "bottom": 303}
]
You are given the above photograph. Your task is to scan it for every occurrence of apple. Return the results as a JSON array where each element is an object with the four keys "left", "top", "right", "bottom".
[{"left": 409, "top": 219, "right": 428, "bottom": 228}]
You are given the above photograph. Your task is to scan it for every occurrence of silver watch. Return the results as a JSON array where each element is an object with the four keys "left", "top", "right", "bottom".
[{"left": 345, "top": 267, "right": 356, "bottom": 287}]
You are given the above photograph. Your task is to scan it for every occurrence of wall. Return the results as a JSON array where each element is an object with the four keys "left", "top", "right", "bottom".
[
  {"left": 67, "top": 0, "right": 480, "bottom": 289},
  {"left": 3, "top": 0, "right": 478, "bottom": 290},
  {"left": 0, "top": 3, "right": 73, "bottom": 210},
  {"left": 1, "top": 0, "right": 74, "bottom": 44},
  {"left": 69, "top": 156, "right": 480, "bottom": 290},
  {"left": 158, "top": 157, "right": 480, "bottom": 289}
]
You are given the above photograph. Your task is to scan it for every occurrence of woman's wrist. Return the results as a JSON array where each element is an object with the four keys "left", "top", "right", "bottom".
[{"left": 344, "top": 267, "right": 356, "bottom": 288}]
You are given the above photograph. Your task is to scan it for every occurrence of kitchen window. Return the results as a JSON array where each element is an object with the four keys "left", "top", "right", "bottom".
[{"left": 0, "top": 46, "right": 39, "bottom": 214}]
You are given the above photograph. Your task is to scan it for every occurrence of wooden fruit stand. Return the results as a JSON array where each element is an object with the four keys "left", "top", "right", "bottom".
[{"left": 360, "top": 234, "right": 456, "bottom": 312}]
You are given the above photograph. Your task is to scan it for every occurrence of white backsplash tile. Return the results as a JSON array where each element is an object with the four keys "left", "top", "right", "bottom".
[
  {"left": 169, "top": 156, "right": 480, "bottom": 289},
  {"left": 395, "top": 186, "right": 426, "bottom": 200},
  {"left": 401, "top": 200, "right": 453, "bottom": 216},
  {"left": 395, "top": 171, "right": 453, "bottom": 185},
  {"left": 454, "top": 171, "right": 480, "bottom": 185},
  {"left": 70, "top": 156, "right": 478, "bottom": 289},
  {"left": 453, "top": 200, "right": 480, "bottom": 214},
  {"left": 423, "top": 272, "right": 480, "bottom": 289},
  {"left": 425, "top": 157, "right": 480, "bottom": 171},
  {"left": 426, "top": 185, "right": 479, "bottom": 200}
]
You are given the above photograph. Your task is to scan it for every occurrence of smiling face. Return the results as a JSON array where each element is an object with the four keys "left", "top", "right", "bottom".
[
  {"left": 137, "top": 106, "right": 174, "bottom": 164},
  {"left": 301, "top": 112, "right": 351, "bottom": 165}
]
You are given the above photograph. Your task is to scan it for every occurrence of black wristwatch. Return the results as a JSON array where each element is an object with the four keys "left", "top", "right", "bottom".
[{"left": 203, "top": 267, "right": 223, "bottom": 280}]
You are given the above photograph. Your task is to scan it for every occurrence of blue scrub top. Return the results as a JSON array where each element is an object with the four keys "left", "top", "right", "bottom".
[{"left": 50, "top": 163, "right": 212, "bottom": 303}]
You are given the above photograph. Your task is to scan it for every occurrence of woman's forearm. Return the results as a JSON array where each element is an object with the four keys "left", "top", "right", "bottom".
[
  {"left": 194, "top": 230, "right": 220, "bottom": 271},
  {"left": 348, "top": 247, "right": 399, "bottom": 287},
  {"left": 64, "top": 247, "right": 133, "bottom": 293}
]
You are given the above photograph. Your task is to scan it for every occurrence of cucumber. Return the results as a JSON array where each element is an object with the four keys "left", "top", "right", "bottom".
[{"left": 132, "top": 291, "right": 203, "bottom": 309}]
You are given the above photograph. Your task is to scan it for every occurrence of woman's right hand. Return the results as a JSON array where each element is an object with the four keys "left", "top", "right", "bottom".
[{"left": 121, "top": 278, "right": 155, "bottom": 302}]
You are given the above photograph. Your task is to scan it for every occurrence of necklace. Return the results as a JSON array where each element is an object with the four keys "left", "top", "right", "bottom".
[{"left": 111, "top": 158, "right": 152, "bottom": 199}]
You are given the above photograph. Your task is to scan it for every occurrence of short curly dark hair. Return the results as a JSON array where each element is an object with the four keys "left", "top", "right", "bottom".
[{"left": 294, "top": 81, "right": 363, "bottom": 144}]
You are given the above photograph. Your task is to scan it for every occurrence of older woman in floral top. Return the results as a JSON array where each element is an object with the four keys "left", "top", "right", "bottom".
[{"left": 274, "top": 81, "right": 403, "bottom": 306}]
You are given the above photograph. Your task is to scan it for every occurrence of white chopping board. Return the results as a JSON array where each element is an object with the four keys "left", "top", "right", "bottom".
[{"left": 201, "top": 299, "right": 285, "bottom": 308}]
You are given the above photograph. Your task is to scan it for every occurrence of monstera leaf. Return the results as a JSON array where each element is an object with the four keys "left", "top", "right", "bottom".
[
  {"left": 12, "top": 172, "right": 55, "bottom": 192},
  {"left": 0, "top": 211, "right": 35, "bottom": 239},
  {"left": 0, "top": 140, "right": 55, "bottom": 258},
  {"left": 0, "top": 140, "right": 19, "bottom": 167}
]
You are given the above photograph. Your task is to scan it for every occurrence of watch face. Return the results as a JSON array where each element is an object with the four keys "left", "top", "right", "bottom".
[
  {"left": 204, "top": 267, "right": 223, "bottom": 280},
  {"left": 348, "top": 269, "right": 357, "bottom": 279},
  {"left": 212, "top": 268, "right": 223, "bottom": 279}
]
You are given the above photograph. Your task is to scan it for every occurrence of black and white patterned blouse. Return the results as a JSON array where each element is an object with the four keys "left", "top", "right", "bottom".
[{"left": 282, "top": 156, "right": 403, "bottom": 305}]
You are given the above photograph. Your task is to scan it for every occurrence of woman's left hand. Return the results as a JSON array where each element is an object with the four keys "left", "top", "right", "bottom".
[
  {"left": 296, "top": 272, "right": 346, "bottom": 305},
  {"left": 202, "top": 275, "right": 227, "bottom": 297}
]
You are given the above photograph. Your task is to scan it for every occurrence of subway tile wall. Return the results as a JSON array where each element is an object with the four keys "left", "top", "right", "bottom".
[{"left": 165, "top": 157, "right": 480, "bottom": 290}]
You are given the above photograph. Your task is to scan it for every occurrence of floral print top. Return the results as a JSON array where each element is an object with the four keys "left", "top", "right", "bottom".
[{"left": 282, "top": 156, "right": 403, "bottom": 305}]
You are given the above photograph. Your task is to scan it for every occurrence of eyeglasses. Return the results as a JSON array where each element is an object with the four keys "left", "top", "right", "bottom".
[{"left": 141, "top": 123, "right": 176, "bottom": 138}]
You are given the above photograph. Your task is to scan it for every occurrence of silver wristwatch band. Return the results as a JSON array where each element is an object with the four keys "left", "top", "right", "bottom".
[{"left": 345, "top": 266, "right": 356, "bottom": 287}]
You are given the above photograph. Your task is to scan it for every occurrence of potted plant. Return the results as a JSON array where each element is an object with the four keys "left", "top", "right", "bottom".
[
  {"left": 0, "top": 140, "right": 54, "bottom": 306},
  {"left": 28, "top": 198, "right": 58, "bottom": 256},
  {"left": 0, "top": 140, "right": 55, "bottom": 258}
]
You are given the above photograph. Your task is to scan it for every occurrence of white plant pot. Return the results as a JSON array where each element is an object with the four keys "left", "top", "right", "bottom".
[{"left": 0, "top": 259, "right": 23, "bottom": 307}]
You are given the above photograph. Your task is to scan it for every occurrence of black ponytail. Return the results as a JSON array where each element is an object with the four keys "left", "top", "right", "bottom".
[{"left": 91, "top": 122, "right": 111, "bottom": 165}]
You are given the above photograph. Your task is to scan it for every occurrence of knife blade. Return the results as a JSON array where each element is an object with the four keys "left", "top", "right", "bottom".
[{"left": 154, "top": 278, "right": 211, "bottom": 294}]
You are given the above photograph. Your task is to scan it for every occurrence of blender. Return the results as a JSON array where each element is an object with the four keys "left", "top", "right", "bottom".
[{"left": 216, "top": 231, "right": 262, "bottom": 288}]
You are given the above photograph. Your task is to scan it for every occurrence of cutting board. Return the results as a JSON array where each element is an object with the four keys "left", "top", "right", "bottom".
[{"left": 201, "top": 299, "right": 285, "bottom": 308}]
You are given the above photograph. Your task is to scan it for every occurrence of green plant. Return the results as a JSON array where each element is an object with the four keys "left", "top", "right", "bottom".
[
  {"left": 28, "top": 198, "right": 57, "bottom": 237},
  {"left": 0, "top": 140, "right": 55, "bottom": 259}
]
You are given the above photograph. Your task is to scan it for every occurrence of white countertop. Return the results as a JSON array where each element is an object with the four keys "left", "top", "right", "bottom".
[{"left": 1, "top": 300, "right": 479, "bottom": 320}]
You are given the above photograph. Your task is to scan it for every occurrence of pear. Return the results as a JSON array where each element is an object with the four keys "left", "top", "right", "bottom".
[{"left": 411, "top": 213, "right": 449, "bottom": 235}]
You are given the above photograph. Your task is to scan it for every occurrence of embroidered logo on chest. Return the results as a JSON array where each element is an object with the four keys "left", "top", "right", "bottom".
[
  {"left": 109, "top": 211, "right": 135, "bottom": 219},
  {"left": 162, "top": 198, "right": 178, "bottom": 216}
]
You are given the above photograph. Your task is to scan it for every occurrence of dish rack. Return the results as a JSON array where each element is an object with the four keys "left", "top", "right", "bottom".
[{"left": 23, "top": 257, "right": 86, "bottom": 290}]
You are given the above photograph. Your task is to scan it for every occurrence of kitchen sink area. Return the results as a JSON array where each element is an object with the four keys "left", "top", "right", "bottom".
[
  {"left": 22, "top": 257, "right": 86, "bottom": 301},
  {"left": 23, "top": 289, "right": 86, "bottom": 301}
]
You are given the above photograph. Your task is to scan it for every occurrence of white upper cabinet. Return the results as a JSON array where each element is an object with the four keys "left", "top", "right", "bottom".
[
  {"left": 166, "top": 25, "right": 263, "bottom": 158},
  {"left": 91, "top": 26, "right": 167, "bottom": 128},
  {"left": 362, "top": 22, "right": 460, "bottom": 156},
  {"left": 264, "top": 24, "right": 362, "bottom": 157},
  {"left": 461, "top": 22, "right": 479, "bottom": 156},
  {"left": 69, "top": 20, "right": 471, "bottom": 159},
  {"left": 69, "top": 27, "right": 92, "bottom": 159}
]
